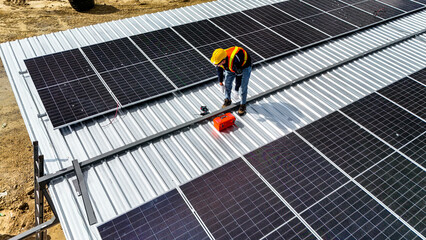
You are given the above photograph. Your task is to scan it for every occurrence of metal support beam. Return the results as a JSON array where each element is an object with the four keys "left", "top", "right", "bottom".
[
  {"left": 10, "top": 216, "right": 59, "bottom": 240},
  {"left": 33, "top": 141, "right": 39, "bottom": 225},
  {"left": 34, "top": 145, "right": 45, "bottom": 240},
  {"left": 72, "top": 160, "right": 97, "bottom": 225}
]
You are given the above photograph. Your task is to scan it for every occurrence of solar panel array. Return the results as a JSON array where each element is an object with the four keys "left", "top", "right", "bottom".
[
  {"left": 24, "top": 0, "right": 426, "bottom": 128},
  {"left": 98, "top": 68, "right": 426, "bottom": 239},
  {"left": 97, "top": 189, "right": 209, "bottom": 240}
]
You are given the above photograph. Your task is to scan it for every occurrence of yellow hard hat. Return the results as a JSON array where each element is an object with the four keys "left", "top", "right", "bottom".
[{"left": 211, "top": 48, "right": 227, "bottom": 65}]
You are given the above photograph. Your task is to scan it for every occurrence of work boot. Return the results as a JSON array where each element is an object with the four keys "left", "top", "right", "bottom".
[
  {"left": 222, "top": 99, "right": 232, "bottom": 108},
  {"left": 238, "top": 104, "right": 246, "bottom": 116}
]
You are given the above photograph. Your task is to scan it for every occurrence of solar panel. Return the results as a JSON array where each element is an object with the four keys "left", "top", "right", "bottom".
[
  {"left": 378, "top": 78, "right": 426, "bottom": 120},
  {"left": 399, "top": 134, "right": 426, "bottom": 168},
  {"left": 303, "top": 0, "right": 348, "bottom": 11},
  {"left": 181, "top": 158, "right": 294, "bottom": 239},
  {"left": 300, "top": 182, "right": 421, "bottom": 239},
  {"left": 341, "top": 93, "right": 426, "bottom": 149},
  {"left": 301, "top": 13, "right": 357, "bottom": 36},
  {"left": 376, "top": 0, "right": 424, "bottom": 11},
  {"left": 356, "top": 153, "right": 426, "bottom": 235},
  {"left": 25, "top": 49, "right": 95, "bottom": 89},
  {"left": 196, "top": 38, "right": 263, "bottom": 64},
  {"left": 296, "top": 111, "right": 394, "bottom": 178},
  {"left": 340, "top": 0, "right": 366, "bottom": 4},
  {"left": 210, "top": 12, "right": 265, "bottom": 36},
  {"left": 37, "top": 75, "right": 117, "bottom": 128},
  {"left": 329, "top": 6, "right": 382, "bottom": 27},
  {"left": 409, "top": 67, "right": 426, "bottom": 84},
  {"left": 271, "top": 20, "right": 330, "bottom": 46},
  {"left": 82, "top": 38, "right": 147, "bottom": 73},
  {"left": 354, "top": 0, "right": 404, "bottom": 19},
  {"left": 264, "top": 217, "right": 316, "bottom": 240},
  {"left": 242, "top": 5, "right": 296, "bottom": 27},
  {"left": 97, "top": 189, "right": 209, "bottom": 240},
  {"left": 100, "top": 62, "right": 175, "bottom": 106},
  {"left": 245, "top": 132, "right": 349, "bottom": 212},
  {"left": 415, "top": 0, "right": 426, "bottom": 4},
  {"left": 236, "top": 29, "right": 298, "bottom": 59},
  {"left": 130, "top": 28, "right": 192, "bottom": 59},
  {"left": 172, "top": 20, "right": 230, "bottom": 47},
  {"left": 153, "top": 49, "right": 216, "bottom": 88},
  {"left": 273, "top": 0, "right": 323, "bottom": 19}
]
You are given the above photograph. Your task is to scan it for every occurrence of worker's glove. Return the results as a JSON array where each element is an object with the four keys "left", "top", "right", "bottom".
[{"left": 219, "top": 82, "right": 225, "bottom": 94}]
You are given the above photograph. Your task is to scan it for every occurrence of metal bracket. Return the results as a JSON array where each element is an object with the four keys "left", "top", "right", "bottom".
[
  {"left": 72, "top": 160, "right": 97, "bottom": 225},
  {"left": 19, "top": 69, "right": 28, "bottom": 75},
  {"left": 37, "top": 113, "right": 47, "bottom": 118},
  {"left": 72, "top": 179, "right": 82, "bottom": 196}
]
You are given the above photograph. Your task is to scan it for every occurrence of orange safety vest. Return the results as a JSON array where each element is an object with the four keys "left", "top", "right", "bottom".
[{"left": 220, "top": 47, "right": 248, "bottom": 73}]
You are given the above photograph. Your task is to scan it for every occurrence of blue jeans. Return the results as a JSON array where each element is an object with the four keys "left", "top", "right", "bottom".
[{"left": 224, "top": 66, "right": 251, "bottom": 105}]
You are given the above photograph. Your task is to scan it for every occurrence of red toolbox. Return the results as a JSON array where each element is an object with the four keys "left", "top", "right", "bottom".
[{"left": 213, "top": 113, "right": 236, "bottom": 131}]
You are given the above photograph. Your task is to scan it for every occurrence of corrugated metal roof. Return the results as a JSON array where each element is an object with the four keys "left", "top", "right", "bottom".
[{"left": 1, "top": 0, "right": 425, "bottom": 239}]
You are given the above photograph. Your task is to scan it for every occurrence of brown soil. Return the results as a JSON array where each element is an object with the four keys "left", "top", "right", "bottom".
[{"left": 0, "top": 0, "right": 212, "bottom": 239}]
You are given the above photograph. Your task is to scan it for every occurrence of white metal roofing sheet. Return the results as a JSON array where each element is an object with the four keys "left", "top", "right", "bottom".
[{"left": 1, "top": 1, "right": 425, "bottom": 238}]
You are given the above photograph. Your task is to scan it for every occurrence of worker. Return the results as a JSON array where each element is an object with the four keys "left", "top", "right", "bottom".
[{"left": 211, "top": 47, "right": 252, "bottom": 116}]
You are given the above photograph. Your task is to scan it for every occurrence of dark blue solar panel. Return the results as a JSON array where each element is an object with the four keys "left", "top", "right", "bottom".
[
  {"left": 409, "top": 67, "right": 426, "bottom": 84},
  {"left": 341, "top": 93, "right": 426, "bottom": 149},
  {"left": 236, "top": 29, "right": 298, "bottom": 59},
  {"left": 378, "top": 78, "right": 426, "bottom": 120},
  {"left": 131, "top": 28, "right": 192, "bottom": 59},
  {"left": 354, "top": 0, "right": 404, "bottom": 19},
  {"left": 376, "top": 0, "right": 424, "bottom": 11},
  {"left": 97, "top": 189, "right": 208, "bottom": 240},
  {"left": 245, "top": 132, "right": 349, "bottom": 212},
  {"left": 25, "top": 49, "right": 95, "bottom": 89},
  {"left": 37, "top": 75, "right": 117, "bottom": 128},
  {"left": 273, "top": 0, "right": 323, "bottom": 18},
  {"left": 243, "top": 5, "right": 296, "bottom": 27},
  {"left": 301, "top": 182, "right": 421, "bottom": 239},
  {"left": 329, "top": 6, "right": 382, "bottom": 27},
  {"left": 172, "top": 20, "right": 230, "bottom": 47},
  {"left": 153, "top": 49, "right": 216, "bottom": 88},
  {"left": 399, "top": 134, "right": 426, "bottom": 168},
  {"left": 100, "top": 62, "right": 176, "bottom": 106},
  {"left": 271, "top": 20, "right": 330, "bottom": 46},
  {"left": 210, "top": 12, "right": 265, "bottom": 36},
  {"left": 181, "top": 158, "right": 294, "bottom": 240},
  {"left": 82, "top": 38, "right": 147, "bottom": 73},
  {"left": 301, "top": 13, "right": 357, "bottom": 36},
  {"left": 264, "top": 217, "right": 316, "bottom": 240},
  {"left": 303, "top": 0, "right": 348, "bottom": 11},
  {"left": 340, "top": 0, "right": 365, "bottom": 3},
  {"left": 297, "top": 111, "right": 394, "bottom": 178},
  {"left": 356, "top": 153, "right": 426, "bottom": 235}
]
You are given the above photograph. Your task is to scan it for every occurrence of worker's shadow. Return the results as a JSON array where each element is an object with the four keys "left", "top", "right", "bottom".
[
  {"left": 220, "top": 101, "right": 304, "bottom": 134},
  {"left": 248, "top": 101, "right": 304, "bottom": 132}
]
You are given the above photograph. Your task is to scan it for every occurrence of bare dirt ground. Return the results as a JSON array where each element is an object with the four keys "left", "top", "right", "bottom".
[{"left": 0, "top": 0, "right": 212, "bottom": 238}]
